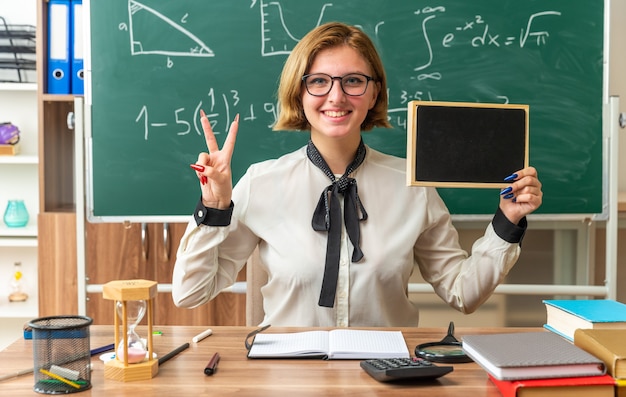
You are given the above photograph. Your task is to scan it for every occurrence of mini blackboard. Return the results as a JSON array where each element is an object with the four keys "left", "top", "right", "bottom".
[{"left": 406, "top": 101, "right": 529, "bottom": 188}]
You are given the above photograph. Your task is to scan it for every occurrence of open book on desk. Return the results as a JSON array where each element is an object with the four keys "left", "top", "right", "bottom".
[{"left": 246, "top": 329, "right": 410, "bottom": 360}]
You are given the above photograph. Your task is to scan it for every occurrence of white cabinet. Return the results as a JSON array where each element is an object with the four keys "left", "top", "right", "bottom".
[{"left": 0, "top": 83, "right": 39, "bottom": 320}]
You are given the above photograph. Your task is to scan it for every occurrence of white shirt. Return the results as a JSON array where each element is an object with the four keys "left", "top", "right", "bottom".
[{"left": 172, "top": 146, "right": 523, "bottom": 327}]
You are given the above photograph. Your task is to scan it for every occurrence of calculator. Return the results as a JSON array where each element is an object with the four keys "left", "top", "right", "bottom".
[{"left": 360, "top": 357, "right": 453, "bottom": 382}]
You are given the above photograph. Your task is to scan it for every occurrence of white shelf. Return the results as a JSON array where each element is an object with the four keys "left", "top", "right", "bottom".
[
  {"left": 0, "top": 238, "right": 37, "bottom": 247},
  {"left": 0, "top": 83, "right": 37, "bottom": 92},
  {"left": 0, "top": 2, "right": 39, "bottom": 323},
  {"left": 0, "top": 154, "right": 38, "bottom": 164},
  {"left": 0, "top": 243, "right": 38, "bottom": 320},
  {"left": 0, "top": 300, "right": 38, "bottom": 319},
  {"left": 0, "top": 223, "right": 37, "bottom": 237},
  {"left": 0, "top": 223, "right": 37, "bottom": 247}
]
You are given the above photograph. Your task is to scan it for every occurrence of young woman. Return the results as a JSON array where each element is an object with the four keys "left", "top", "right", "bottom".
[{"left": 172, "top": 22, "right": 543, "bottom": 327}]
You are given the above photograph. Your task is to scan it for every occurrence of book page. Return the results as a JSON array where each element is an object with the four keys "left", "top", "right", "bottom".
[
  {"left": 248, "top": 331, "right": 329, "bottom": 357},
  {"left": 328, "top": 330, "right": 410, "bottom": 359}
]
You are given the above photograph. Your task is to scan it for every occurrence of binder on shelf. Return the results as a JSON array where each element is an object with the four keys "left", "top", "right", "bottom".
[
  {"left": 47, "top": 0, "right": 71, "bottom": 94},
  {"left": 70, "top": 0, "right": 84, "bottom": 95}
]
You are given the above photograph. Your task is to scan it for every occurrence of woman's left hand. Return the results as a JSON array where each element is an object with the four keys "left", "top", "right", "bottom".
[{"left": 499, "top": 166, "right": 543, "bottom": 225}]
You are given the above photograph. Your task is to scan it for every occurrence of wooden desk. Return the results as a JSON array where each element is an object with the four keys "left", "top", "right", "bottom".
[{"left": 0, "top": 326, "right": 537, "bottom": 396}]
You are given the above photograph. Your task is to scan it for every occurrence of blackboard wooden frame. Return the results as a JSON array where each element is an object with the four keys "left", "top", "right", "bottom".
[{"left": 407, "top": 101, "right": 529, "bottom": 189}]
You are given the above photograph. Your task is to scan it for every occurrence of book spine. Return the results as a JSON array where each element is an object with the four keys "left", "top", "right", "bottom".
[
  {"left": 617, "top": 379, "right": 626, "bottom": 397},
  {"left": 574, "top": 330, "right": 617, "bottom": 377},
  {"left": 487, "top": 374, "right": 517, "bottom": 397},
  {"left": 543, "top": 324, "right": 573, "bottom": 341}
]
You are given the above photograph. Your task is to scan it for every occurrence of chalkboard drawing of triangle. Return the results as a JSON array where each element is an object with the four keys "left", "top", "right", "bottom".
[{"left": 128, "top": 0, "right": 214, "bottom": 57}]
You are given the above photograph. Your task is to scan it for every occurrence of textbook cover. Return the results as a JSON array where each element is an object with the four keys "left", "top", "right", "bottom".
[
  {"left": 462, "top": 331, "right": 606, "bottom": 381},
  {"left": 617, "top": 379, "right": 626, "bottom": 397},
  {"left": 574, "top": 328, "right": 626, "bottom": 379},
  {"left": 488, "top": 373, "right": 615, "bottom": 397},
  {"left": 543, "top": 299, "right": 626, "bottom": 341}
]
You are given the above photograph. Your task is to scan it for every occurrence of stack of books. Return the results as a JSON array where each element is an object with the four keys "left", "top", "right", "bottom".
[
  {"left": 543, "top": 299, "right": 626, "bottom": 341},
  {"left": 574, "top": 328, "right": 626, "bottom": 397},
  {"left": 461, "top": 331, "right": 614, "bottom": 396},
  {"left": 540, "top": 298, "right": 626, "bottom": 397}
]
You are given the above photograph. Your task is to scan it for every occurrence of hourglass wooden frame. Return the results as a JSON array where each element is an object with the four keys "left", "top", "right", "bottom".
[{"left": 102, "top": 279, "right": 158, "bottom": 382}]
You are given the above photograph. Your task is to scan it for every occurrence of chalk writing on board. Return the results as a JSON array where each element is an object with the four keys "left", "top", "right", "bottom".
[
  {"left": 134, "top": 88, "right": 277, "bottom": 140},
  {"left": 259, "top": 1, "right": 333, "bottom": 56},
  {"left": 412, "top": 7, "right": 561, "bottom": 78},
  {"left": 124, "top": 0, "right": 214, "bottom": 58},
  {"left": 120, "top": 1, "right": 562, "bottom": 64},
  {"left": 120, "top": 0, "right": 563, "bottom": 140}
]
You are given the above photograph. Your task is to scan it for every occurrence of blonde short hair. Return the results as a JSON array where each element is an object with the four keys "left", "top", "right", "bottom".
[{"left": 273, "top": 22, "right": 391, "bottom": 131}]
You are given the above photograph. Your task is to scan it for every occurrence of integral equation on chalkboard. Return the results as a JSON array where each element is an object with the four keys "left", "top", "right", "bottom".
[{"left": 118, "top": 0, "right": 563, "bottom": 141}]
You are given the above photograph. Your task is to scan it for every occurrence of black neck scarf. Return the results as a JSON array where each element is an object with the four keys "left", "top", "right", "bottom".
[{"left": 307, "top": 139, "right": 368, "bottom": 308}]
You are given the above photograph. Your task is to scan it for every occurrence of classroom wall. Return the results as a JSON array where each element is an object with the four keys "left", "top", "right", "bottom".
[
  {"left": 0, "top": 0, "right": 37, "bottom": 352},
  {"left": 0, "top": 0, "right": 37, "bottom": 82},
  {"left": 392, "top": 0, "right": 626, "bottom": 327},
  {"left": 0, "top": 0, "right": 36, "bottom": 26},
  {"left": 610, "top": 0, "right": 626, "bottom": 191},
  {"left": 608, "top": 0, "right": 626, "bottom": 305},
  {"left": 0, "top": 1, "right": 623, "bottom": 332}
]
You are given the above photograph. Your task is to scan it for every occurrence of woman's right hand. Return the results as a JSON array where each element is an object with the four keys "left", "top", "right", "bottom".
[{"left": 190, "top": 110, "right": 239, "bottom": 210}]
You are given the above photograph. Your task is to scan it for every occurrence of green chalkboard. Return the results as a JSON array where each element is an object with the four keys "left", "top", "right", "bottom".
[{"left": 87, "top": 0, "right": 605, "bottom": 221}]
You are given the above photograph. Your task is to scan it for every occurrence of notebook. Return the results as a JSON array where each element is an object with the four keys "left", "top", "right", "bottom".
[
  {"left": 246, "top": 329, "right": 410, "bottom": 360},
  {"left": 462, "top": 331, "right": 606, "bottom": 380}
]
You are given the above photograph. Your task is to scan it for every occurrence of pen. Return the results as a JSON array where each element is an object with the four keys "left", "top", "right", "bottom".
[
  {"left": 158, "top": 343, "right": 190, "bottom": 366},
  {"left": 192, "top": 328, "right": 213, "bottom": 343},
  {"left": 204, "top": 352, "right": 220, "bottom": 376},
  {"left": 39, "top": 369, "right": 81, "bottom": 389},
  {"left": 90, "top": 343, "right": 115, "bottom": 356}
]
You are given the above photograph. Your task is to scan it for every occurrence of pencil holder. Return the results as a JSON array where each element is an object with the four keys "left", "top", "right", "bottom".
[{"left": 28, "top": 315, "right": 93, "bottom": 394}]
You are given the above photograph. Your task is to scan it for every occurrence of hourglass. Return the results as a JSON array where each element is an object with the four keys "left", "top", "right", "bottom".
[
  {"left": 102, "top": 279, "right": 158, "bottom": 382},
  {"left": 116, "top": 299, "right": 147, "bottom": 364}
]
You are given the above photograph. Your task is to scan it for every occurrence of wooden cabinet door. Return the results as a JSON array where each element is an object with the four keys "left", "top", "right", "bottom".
[
  {"left": 38, "top": 212, "right": 78, "bottom": 317},
  {"left": 152, "top": 223, "right": 246, "bottom": 326},
  {"left": 85, "top": 222, "right": 153, "bottom": 324},
  {"left": 85, "top": 222, "right": 246, "bottom": 326}
]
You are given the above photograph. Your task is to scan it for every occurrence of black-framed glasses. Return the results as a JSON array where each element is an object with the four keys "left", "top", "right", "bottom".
[{"left": 302, "top": 73, "right": 374, "bottom": 97}]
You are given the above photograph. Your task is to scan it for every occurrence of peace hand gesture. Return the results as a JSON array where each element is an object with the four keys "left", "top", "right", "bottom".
[{"left": 190, "top": 110, "right": 239, "bottom": 210}]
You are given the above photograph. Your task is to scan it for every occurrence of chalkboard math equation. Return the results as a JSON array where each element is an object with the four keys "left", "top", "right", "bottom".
[{"left": 120, "top": 1, "right": 564, "bottom": 139}]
